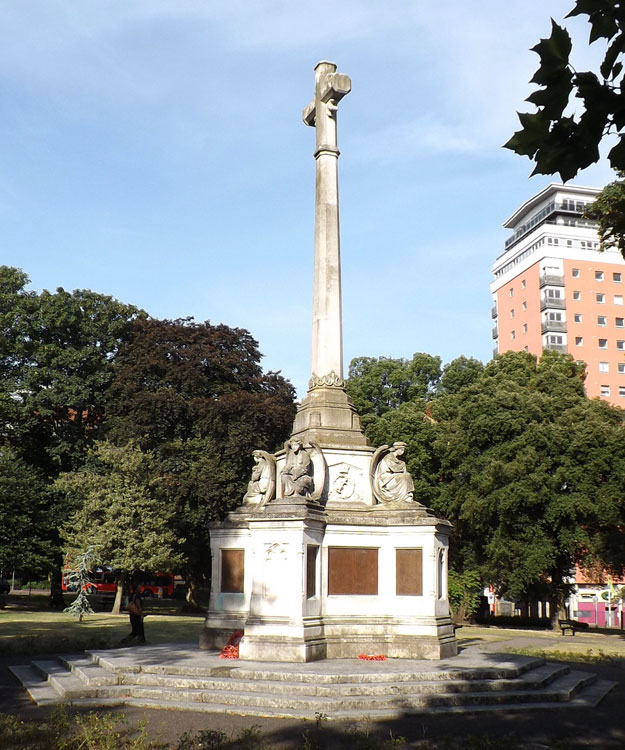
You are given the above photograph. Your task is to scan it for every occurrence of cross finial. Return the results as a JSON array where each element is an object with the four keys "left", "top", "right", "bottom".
[{"left": 302, "top": 61, "right": 351, "bottom": 154}]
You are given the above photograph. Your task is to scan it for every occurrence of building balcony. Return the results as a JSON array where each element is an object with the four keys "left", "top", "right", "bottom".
[
  {"left": 543, "top": 342, "right": 568, "bottom": 353},
  {"left": 541, "top": 320, "right": 567, "bottom": 334},
  {"left": 540, "top": 297, "right": 566, "bottom": 311},
  {"left": 492, "top": 325, "right": 498, "bottom": 339},
  {"left": 539, "top": 273, "right": 565, "bottom": 288},
  {"left": 493, "top": 347, "right": 499, "bottom": 359},
  {"left": 491, "top": 305, "right": 498, "bottom": 319}
]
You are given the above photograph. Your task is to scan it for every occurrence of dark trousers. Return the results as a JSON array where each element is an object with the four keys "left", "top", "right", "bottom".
[{"left": 129, "top": 614, "right": 145, "bottom": 641}]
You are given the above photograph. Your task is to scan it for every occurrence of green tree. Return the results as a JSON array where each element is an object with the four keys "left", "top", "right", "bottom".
[
  {"left": 57, "top": 442, "right": 185, "bottom": 614},
  {"left": 432, "top": 351, "right": 625, "bottom": 618},
  {"left": 63, "top": 546, "right": 97, "bottom": 622},
  {"left": 505, "top": 2, "right": 625, "bottom": 181},
  {"left": 346, "top": 353, "right": 442, "bottom": 433},
  {"left": 438, "top": 356, "right": 485, "bottom": 395},
  {"left": 504, "top": 3, "right": 625, "bottom": 258},
  {"left": 102, "top": 317, "right": 296, "bottom": 604},
  {"left": 0, "top": 266, "right": 143, "bottom": 475},
  {"left": 0, "top": 266, "right": 143, "bottom": 606},
  {"left": 0, "top": 446, "right": 52, "bottom": 578}
]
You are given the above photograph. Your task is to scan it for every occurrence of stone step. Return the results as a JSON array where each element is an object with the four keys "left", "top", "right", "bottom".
[
  {"left": 109, "top": 661, "right": 567, "bottom": 698},
  {"left": 59, "top": 656, "right": 121, "bottom": 687},
  {"left": 65, "top": 678, "right": 618, "bottom": 721},
  {"left": 9, "top": 651, "right": 617, "bottom": 720},
  {"left": 31, "top": 660, "right": 127, "bottom": 701},
  {"left": 105, "top": 669, "right": 594, "bottom": 712},
  {"left": 227, "top": 660, "right": 545, "bottom": 685}
]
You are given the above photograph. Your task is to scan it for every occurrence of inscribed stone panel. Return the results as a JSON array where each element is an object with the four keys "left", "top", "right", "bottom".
[
  {"left": 396, "top": 548, "right": 423, "bottom": 596},
  {"left": 221, "top": 549, "right": 244, "bottom": 593},
  {"left": 306, "top": 545, "right": 318, "bottom": 598},
  {"left": 328, "top": 547, "right": 378, "bottom": 595}
]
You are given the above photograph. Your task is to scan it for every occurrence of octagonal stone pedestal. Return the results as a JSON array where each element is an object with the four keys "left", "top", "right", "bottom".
[{"left": 201, "top": 478, "right": 457, "bottom": 662}]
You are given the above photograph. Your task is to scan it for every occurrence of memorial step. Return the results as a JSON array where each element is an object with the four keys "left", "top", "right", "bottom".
[{"left": 9, "top": 648, "right": 617, "bottom": 720}]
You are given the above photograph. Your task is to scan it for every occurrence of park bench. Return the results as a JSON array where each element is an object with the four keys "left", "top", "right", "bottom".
[{"left": 558, "top": 618, "right": 589, "bottom": 636}]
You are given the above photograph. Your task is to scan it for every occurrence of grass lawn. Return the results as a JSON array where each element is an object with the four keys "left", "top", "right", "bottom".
[
  {"left": 457, "top": 624, "right": 625, "bottom": 661},
  {"left": 0, "top": 592, "right": 204, "bottom": 655}
]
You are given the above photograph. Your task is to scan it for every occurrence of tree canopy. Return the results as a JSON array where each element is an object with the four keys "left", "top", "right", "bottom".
[
  {"left": 505, "top": 2, "right": 625, "bottom": 181},
  {"left": 348, "top": 349, "right": 625, "bottom": 613},
  {"left": 102, "top": 316, "right": 296, "bottom": 602}
]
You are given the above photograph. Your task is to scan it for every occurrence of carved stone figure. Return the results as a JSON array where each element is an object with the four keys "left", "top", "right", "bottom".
[
  {"left": 371, "top": 442, "right": 415, "bottom": 504},
  {"left": 281, "top": 438, "right": 315, "bottom": 498},
  {"left": 243, "top": 450, "right": 276, "bottom": 506}
]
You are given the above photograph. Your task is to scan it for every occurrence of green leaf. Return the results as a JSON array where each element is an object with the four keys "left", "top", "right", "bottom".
[
  {"left": 568, "top": 0, "right": 620, "bottom": 42},
  {"left": 600, "top": 36, "right": 625, "bottom": 79},
  {"left": 530, "top": 20, "right": 572, "bottom": 86},
  {"left": 608, "top": 136, "right": 625, "bottom": 171},
  {"left": 503, "top": 111, "right": 551, "bottom": 157},
  {"left": 526, "top": 68, "right": 573, "bottom": 118}
]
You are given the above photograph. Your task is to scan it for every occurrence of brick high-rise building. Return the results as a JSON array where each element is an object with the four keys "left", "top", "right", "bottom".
[{"left": 491, "top": 183, "right": 625, "bottom": 406}]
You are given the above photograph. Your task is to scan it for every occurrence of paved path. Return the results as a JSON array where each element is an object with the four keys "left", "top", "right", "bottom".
[{"left": 2, "top": 631, "right": 625, "bottom": 748}]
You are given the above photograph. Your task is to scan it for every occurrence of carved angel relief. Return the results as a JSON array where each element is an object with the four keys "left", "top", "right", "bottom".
[
  {"left": 280, "top": 437, "right": 327, "bottom": 502},
  {"left": 243, "top": 450, "right": 276, "bottom": 506},
  {"left": 370, "top": 442, "right": 415, "bottom": 504}
]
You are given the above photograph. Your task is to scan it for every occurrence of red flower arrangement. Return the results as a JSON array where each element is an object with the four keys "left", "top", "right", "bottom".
[
  {"left": 357, "top": 653, "right": 387, "bottom": 661},
  {"left": 219, "top": 629, "right": 244, "bottom": 659}
]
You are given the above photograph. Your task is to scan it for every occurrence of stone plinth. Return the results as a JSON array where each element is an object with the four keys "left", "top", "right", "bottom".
[{"left": 203, "top": 489, "right": 456, "bottom": 662}]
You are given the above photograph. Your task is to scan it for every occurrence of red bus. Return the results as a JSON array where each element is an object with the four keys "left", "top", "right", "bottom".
[{"left": 62, "top": 568, "right": 175, "bottom": 597}]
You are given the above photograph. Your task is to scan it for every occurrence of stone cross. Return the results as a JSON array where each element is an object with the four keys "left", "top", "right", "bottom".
[{"left": 302, "top": 61, "right": 351, "bottom": 390}]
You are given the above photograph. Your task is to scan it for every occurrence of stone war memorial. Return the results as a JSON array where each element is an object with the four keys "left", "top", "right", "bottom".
[{"left": 201, "top": 62, "right": 457, "bottom": 662}]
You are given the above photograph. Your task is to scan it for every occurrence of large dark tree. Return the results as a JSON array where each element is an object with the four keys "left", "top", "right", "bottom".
[
  {"left": 0, "top": 266, "right": 142, "bottom": 605},
  {"left": 431, "top": 351, "right": 625, "bottom": 617},
  {"left": 103, "top": 317, "right": 296, "bottom": 604},
  {"left": 0, "top": 266, "right": 143, "bottom": 475}
]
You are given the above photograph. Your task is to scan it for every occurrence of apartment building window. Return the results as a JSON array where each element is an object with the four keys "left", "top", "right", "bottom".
[
  {"left": 614, "top": 272, "right": 622, "bottom": 282},
  {"left": 522, "top": 301, "right": 527, "bottom": 311},
  {"left": 615, "top": 295, "right": 624, "bottom": 305},
  {"left": 619, "top": 363, "right": 625, "bottom": 374},
  {"left": 511, "top": 330, "right": 516, "bottom": 340},
  {"left": 601, "top": 385, "right": 611, "bottom": 397},
  {"left": 599, "top": 338, "right": 608, "bottom": 349},
  {"left": 598, "top": 315, "right": 607, "bottom": 326},
  {"left": 620, "top": 386, "right": 625, "bottom": 398},
  {"left": 596, "top": 271, "right": 605, "bottom": 281},
  {"left": 600, "top": 362, "right": 610, "bottom": 373},
  {"left": 509, "top": 288, "right": 514, "bottom": 297},
  {"left": 521, "top": 280, "right": 526, "bottom": 289},
  {"left": 597, "top": 293, "right": 606, "bottom": 303},
  {"left": 572, "top": 268, "right": 580, "bottom": 277},
  {"left": 574, "top": 313, "right": 582, "bottom": 323},
  {"left": 548, "top": 312, "right": 562, "bottom": 321},
  {"left": 548, "top": 335, "right": 563, "bottom": 345},
  {"left": 618, "top": 341, "right": 625, "bottom": 350},
  {"left": 523, "top": 323, "right": 528, "bottom": 333},
  {"left": 575, "top": 337, "right": 583, "bottom": 345},
  {"left": 510, "top": 309, "right": 515, "bottom": 319},
  {"left": 524, "top": 345, "right": 529, "bottom": 352},
  {"left": 573, "top": 291, "right": 581, "bottom": 300},
  {"left": 617, "top": 318, "right": 625, "bottom": 327}
]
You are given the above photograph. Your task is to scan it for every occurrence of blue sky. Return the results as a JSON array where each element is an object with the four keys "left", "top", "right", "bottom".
[{"left": 1, "top": 1, "right": 616, "bottom": 396}]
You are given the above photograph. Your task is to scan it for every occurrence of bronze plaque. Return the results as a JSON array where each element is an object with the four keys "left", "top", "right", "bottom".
[
  {"left": 396, "top": 548, "right": 423, "bottom": 596},
  {"left": 221, "top": 549, "right": 244, "bottom": 593},
  {"left": 328, "top": 547, "right": 378, "bottom": 595},
  {"left": 306, "top": 545, "right": 318, "bottom": 598}
]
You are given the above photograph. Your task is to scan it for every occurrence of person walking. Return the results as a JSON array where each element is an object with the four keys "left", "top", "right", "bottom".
[{"left": 120, "top": 584, "right": 146, "bottom": 645}]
